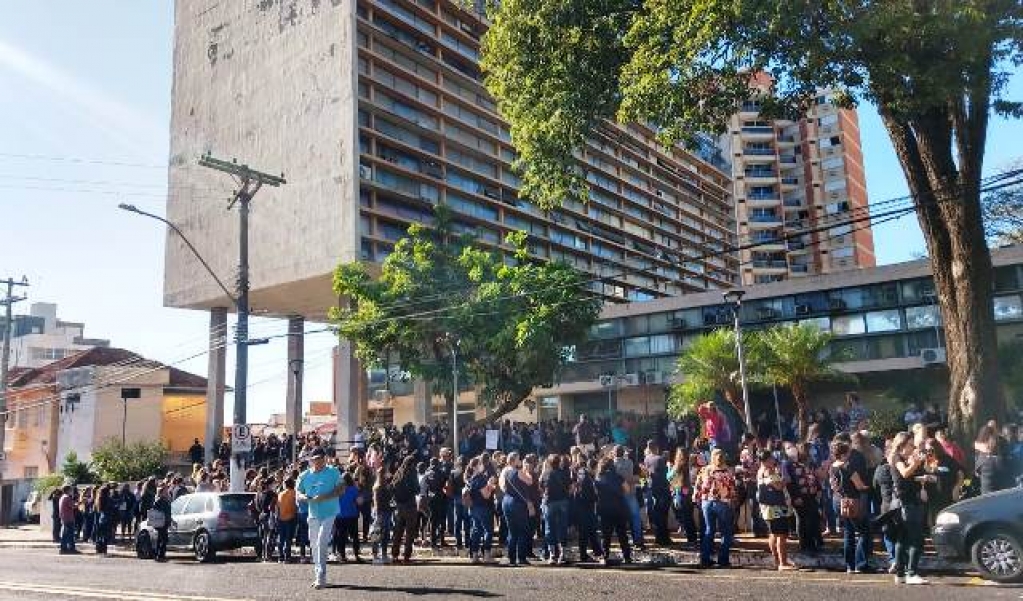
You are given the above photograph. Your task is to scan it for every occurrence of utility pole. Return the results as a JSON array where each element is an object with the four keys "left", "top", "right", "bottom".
[
  {"left": 198, "top": 154, "right": 285, "bottom": 492},
  {"left": 0, "top": 275, "right": 29, "bottom": 465}
]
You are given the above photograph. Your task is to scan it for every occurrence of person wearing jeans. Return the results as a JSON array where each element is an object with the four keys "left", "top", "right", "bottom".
[
  {"left": 891, "top": 433, "right": 930, "bottom": 585},
  {"left": 297, "top": 448, "right": 344, "bottom": 589},
  {"left": 500, "top": 453, "right": 534, "bottom": 566},
  {"left": 277, "top": 478, "right": 298, "bottom": 563},
  {"left": 540, "top": 454, "right": 570, "bottom": 564},
  {"left": 694, "top": 448, "right": 737, "bottom": 567},
  {"left": 829, "top": 440, "right": 873, "bottom": 573},
  {"left": 612, "top": 446, "right": 644, "bottom": 550},
  {"left": 58, "top": 486, "right": 77, "bottom": 554},
  {"left": 467, "top": 457, "right": 496, "bottom": 562}
]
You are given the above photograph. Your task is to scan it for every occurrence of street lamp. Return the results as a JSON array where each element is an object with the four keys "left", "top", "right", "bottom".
[
  {"left": 119, "top": 202, "right": 266, "bottom": 492},
  {"left": 444, "top": 334, "right": 461, "bottom": 456},
  {"left": 722, "top": 289, "right": 753, "bottom": 432}
]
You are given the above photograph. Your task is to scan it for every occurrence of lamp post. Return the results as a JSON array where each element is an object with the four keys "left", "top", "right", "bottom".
[
  {"left": 723, "top": 289, "right": 753, "bottom": 432},
  {"left": 445, "top": 335, "right": 461, "bottom": 456}
]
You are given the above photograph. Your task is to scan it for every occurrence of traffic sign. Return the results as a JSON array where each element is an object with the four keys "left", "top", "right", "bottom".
[{"left": 231, "top": 424, "right": 252, "bottom": 453}]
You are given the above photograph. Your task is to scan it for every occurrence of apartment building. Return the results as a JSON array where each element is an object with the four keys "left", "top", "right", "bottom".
[
  {"left": 0, "top": 302, "right": 109, "bottom": 369},
  {"left": 723, "top": 75, "right": 876, "bottom": 285},
  {"left": 167, "top": 0, "right": 740, "bottom": 442}
]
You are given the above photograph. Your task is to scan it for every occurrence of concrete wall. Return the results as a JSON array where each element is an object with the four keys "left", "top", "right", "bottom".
[
  {"left": 166, "top": 0, "right": 360, "bottom": 318},
  {"left": 162, "top": 393, "right": 206, "bottom": 452}
]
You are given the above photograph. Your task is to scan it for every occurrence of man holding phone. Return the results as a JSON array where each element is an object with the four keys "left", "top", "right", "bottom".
[{"left": 297, "top": 448, "right": 345, "bottom": 589}]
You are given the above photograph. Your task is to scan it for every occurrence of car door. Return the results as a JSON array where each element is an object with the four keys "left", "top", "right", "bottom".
[{"left": 177, "top": 495, "right": 207, "bottom": 546}]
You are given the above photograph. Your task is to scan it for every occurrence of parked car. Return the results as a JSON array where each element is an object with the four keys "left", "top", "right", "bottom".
[
  {"left": 135, "top": 492, "right": 258, "bottom": 563},
  {"left": 933, "top": 486, "right": 1023, "bottom": 583},
  {"left": 21, "top": 491, "right": 41, "bottom": 523}
]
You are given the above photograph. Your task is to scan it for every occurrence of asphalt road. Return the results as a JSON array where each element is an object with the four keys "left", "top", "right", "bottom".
[{"left": 0, "top": 548, "right": 1018, "bottom": 601}]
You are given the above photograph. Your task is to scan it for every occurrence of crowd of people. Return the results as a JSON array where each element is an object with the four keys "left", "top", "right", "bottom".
[{"left": 53, "top": 393, "right": 1023, "bottom": 590}]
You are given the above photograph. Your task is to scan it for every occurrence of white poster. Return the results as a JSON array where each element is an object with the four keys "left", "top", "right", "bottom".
[{"left": 485, "top": 429, "right": 499, "bottom": 450}]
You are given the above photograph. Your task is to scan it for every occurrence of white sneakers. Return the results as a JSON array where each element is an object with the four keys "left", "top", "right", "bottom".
[{"left": 894, "top": 575, "right": 929, "bottom": 585}]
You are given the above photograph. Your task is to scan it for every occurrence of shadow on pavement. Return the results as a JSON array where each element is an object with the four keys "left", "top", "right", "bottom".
[{"left": 323, "top": 583, "right": 500, "bottom": 597}]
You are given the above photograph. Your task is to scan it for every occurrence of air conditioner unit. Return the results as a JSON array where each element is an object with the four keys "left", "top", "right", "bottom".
[
  {"left": 621, "top": 373, "right": 640, "bottom": 387},
  {"left": 359, "top": 164, "right": 372, "bottom": 180},
  {"left": 795, "top": 304, "right": 812, "bottom": 316},
  {"left": 920, "top": 348, "right": 947, "bottom": 365},
  {"left": 644, "top": 370, "right": 664, "bottom": 385}
]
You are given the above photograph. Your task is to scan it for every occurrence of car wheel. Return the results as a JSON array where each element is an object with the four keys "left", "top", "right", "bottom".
[
  {"left": 136, "top": 532, "right": 154, "bottom": 560},
  {"left": 194, "top": 531, "right": 217, "bottom": 563},
  {"left": 971, "top": 531, "right": 1023, "bottom": 583}
]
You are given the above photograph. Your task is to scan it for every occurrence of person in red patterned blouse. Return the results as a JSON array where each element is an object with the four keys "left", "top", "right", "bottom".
[
  {"left": 693, "top": 449, "right": 738, "bottom": 568},
  {"left": 785, "top": 443, "right": 824, "bottom": 555}
]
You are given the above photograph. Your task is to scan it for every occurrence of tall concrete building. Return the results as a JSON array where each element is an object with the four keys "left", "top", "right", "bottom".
[
  {"left": 723, "top": 74, "right": 876, "bottom": 285},
  {"left": 166, "top": 0, "right": 738, "bottom": 441}
]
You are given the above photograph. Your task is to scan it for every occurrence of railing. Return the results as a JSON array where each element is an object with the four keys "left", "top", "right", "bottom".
[
  {"left": 779, "top": 155, "right": 798, "bottom": 164},
  {"left": 781, "top": 177, "right": 800, "bottom": 185},
  {"left": 752, "top": 260, "right": 789, "bottom": 269},
  {"left": 745, "top": 170, "right": 776, "bottom": 178},
  {"left": 748, "top": 195, "right": 780, "bottom": 202},
  {"left": 741, "top": 126, "right": 774, "bottom": 134}
]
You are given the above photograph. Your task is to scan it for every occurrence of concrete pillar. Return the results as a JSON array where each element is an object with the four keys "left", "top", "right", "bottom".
[
  {"left": 285, "top": 316, "right": 304, "bottom": 439},
  {"left": 413, "top": 378, "right": 431, "bottom": 426},
  {"left": 204, "top": 307, "right": 228, "bottom": 464},
  {"left": 334, "top": 340, "right": 362, "bottom": 453}
]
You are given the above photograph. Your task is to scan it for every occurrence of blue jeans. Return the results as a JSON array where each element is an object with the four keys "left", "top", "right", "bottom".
[
  {"left": 700, "top": 500, "right": 734, "bottom": 566},
  {"left": 623, "top": 493, "right": 643, "bottom": 546},
  {"left": 372, "top": 510, "right": 393, "bottom": 558},
  {"left": 501, "top": 498, "right": 530, "bottom": 564},
  {"left": 542, "top": 499, "right": 569, "bottom": 554},
  {"left": 60, "top": 522, "right": 76, "bottom": 552},
  {"left": 469, "top": 505, "right": 494, "bottom": 556},
  {"left": 277, "top": 518, "right": 296, "bottom": 560}
]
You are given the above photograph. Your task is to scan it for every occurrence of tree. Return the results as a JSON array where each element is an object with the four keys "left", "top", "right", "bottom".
[
  {"left": 757, "top": 324, "right": 852, "bottom": 440},
  {"left": 90, "top": 439, "right": 167, "bottom": 483},
  {"left": 60, "top": 451, "right": 96, "bottom": 485},
  {"left": 331, "top": 206, "right": 601, "bottom": 422},
  {"left": 481, "top": 0, "right": 1023, "bottom": 442},
  {"left": 668, "top": 328, "right": 759, "bottom": 420}
]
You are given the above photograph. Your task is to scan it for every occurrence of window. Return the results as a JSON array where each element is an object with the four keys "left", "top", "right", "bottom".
[
  {"left": 822, "top": 156, "right": 844, "bottom": 170},
  {"left": 23, "top": 466, "right": 38, "bottom": 479},
  {"left": 865, "top": 310, "right": 902, "bottom": 333},
  {"left": 905, "top": 305, "right": 941, "bottom": 329},
  {"left": 994, "top": 295, "right": 1023, "bottom": 321},
  {"left": 171, "top": 496, "right": 189, "bottom": 516},
  {"left": 589, "top": 320, "right": 620, "bottom": 339},
  {"left": 824, "top": 180, "right": 847, "bottom": 192},
  {"left": 832, "top": 314, "right": 865, "bottom": 336},
  {"left": 623, "top": 336, "right": 650, "bottom": 357},
  {"left": 831, "top": 246, "right": 854, "bottom": 259},
  {"left": 798, "top": 317, "right": 831, "bottom": 331},
  {"left": 649, "top": 334, "right": 676, "bottom": 354},
  {"left": 900, "top": 278, "right": 935, "bottom": 303}
]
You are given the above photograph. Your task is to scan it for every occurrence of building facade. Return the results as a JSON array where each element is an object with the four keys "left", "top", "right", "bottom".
[
  {"left": 537, "top": 245, "right": 1023, "bottom": 420},
  {"left": 167, "top": 0, "right": 739, "bottom": 442},
  {"left": 1, "top": 347, "right": 207, "bottom": 482},
  {"left": 1, "top": 303, "right": 109, "bottom": 369},
  {"left": 723, "top": 75, "right": 876, "bottom": 285}
]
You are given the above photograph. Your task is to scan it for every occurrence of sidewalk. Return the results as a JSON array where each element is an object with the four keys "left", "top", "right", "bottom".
[{"left": 1, "top": 523, "right": 968, "bottom": 573}]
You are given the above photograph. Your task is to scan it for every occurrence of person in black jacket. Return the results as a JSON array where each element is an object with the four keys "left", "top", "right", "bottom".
[
  {"left": 152, "top": 485, "right": 172, "bottom": 562},
  {"left": 390, "top": 455, "right": 420, "bottom": 563},
  {"left": 573, "top": 458, "right": 603, "bottom": 562},
  {"left": 595, "top": 458, "right": 632, "bottom": 565}
]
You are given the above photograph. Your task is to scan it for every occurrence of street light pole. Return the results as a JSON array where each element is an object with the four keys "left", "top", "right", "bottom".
[
  {"left": 723, "top": 290, "right": 753, "bottom": 432},
  {"left": 446, "top": 336, "right": 460, "bottom": 456}
]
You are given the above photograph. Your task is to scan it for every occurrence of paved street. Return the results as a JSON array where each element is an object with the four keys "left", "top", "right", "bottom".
[{"left": 0, "top": 547, "right": 1017, "bottom": 601}]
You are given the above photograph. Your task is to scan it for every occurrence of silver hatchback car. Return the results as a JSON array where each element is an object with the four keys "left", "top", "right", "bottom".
[{"left": 136, "top": 492, "right": 258, "bottom": 562}]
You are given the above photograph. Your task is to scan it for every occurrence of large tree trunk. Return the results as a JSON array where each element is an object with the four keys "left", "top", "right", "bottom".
[{"left": 878, "top": 101, "right": 1004, "bottom": 447}]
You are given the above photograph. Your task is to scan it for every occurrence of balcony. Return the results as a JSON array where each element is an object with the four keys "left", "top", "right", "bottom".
[
  {"left": 743, "top": 148, "right": 775, "bottom": 156},
  {"left": 787, "top": 239, "right": 811, "bottom": 253},
  {"left": 752, "top": 260, "right": 789, "bottom": 271},
  {"left": 790, "top": 263, "right": 813, "bottom": 274},
  {"left": 740, "top": 126, "right": 775, "bottom": 141},
  {"left": 746, "top": 195, "right": 782, "bottom": 208},
  {"left": 779, "top": 155, "right": 798, "bottom": 164},
  {"left": 740, "top": 102, "right": 762, "bottom": 114},
  {"left": 748, "top": 214, "right": 783, "bottom": 228},
  {"left": 783, "top": 197, "right": 805, "bottom": 208},
  {"left": 777, "top": 135, "right": 796, "bottom": 144},
  {"left": 781, "top": 176, "right": 800, "bottom": 186},
  {"left": 743, "top": 170, "right": 777, "bottom": 185}
]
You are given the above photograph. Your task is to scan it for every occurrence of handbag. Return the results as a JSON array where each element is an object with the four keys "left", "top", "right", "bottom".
[
  {"left": 146, "top": 508, "right": 166, "bottom": 529},
  {"left": 839, "top": 496, "right": 861, "bottom": 520}
]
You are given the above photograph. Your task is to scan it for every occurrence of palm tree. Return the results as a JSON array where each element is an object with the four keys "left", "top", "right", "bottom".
[
  {"left": 758, "top": 323, "right": 853, "bottom": 440},
  {"left": 669, "top": 328, "right": 759, "bottom": 419}
]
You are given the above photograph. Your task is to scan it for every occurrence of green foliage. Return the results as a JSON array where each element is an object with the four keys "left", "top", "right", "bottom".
[
  {"left": 865, "top": 407, "right": 908, "bottom": 439},
  {"left": 60, "top": 451, "right": 97, "bottom": 485},
  {"left": 331, "top": 205, "right": 602, "bottom": 419},
  {"left": 881, "top": 378, "right": 934, "bottom": 407},
  {"left": 33, "top": 472, "right": 65, "bottom": 493},
  {"left": 482, "top": 0, "right": 1023, "bottom": 210},
  {"left": 668, "top": 328, "right": 760, "bottom": 418},
  {"left": 90, "top": 439, "right": 167, "bottom": 483}
]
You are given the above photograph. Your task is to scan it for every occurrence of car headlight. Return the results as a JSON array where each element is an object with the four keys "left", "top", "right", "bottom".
[{"left": 935, "top": 512, "right": 960, "bottom": 526}]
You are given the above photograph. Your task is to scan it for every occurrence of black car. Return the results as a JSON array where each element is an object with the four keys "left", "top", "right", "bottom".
[{"left": 933, "top": 487, "right": 1023, "bottom": 583}]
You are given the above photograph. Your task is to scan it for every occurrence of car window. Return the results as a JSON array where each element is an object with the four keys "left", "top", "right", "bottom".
[
  {"left": 205, "top": 496, "right": 215, "bottom": 513},
  {"left": 219, "top": 494, "right": 253, "bottom": 513},
  {"left": 182, "top": 495, "right": 207, "bottom": 515},
  {"left": 170, "top": 496, "right": 189, "bottom": 516}
]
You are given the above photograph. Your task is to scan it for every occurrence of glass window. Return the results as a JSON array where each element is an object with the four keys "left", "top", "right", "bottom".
[
  {"left": 994, "top": 295, "right": 1023, "bottom": 321},
  {"left": 590, "top": 320, "right": 620, "bottom": 339},
  {"left": 865, "top": 309, "right": 902, "bottom": 333},
  {"left": 864, "top": 335, "right": 904, "bottom": 360},
  {"left": 624, "top": 316, "right": 649, "bottom": 336},
  {"left": 905, "top": 305, "right": 942, "bottom": 329},
  {"left": 832, "top": 314, "right": 865, "bottom": 336},
  {"left": 906, "top": 330, "right": 941, "bottom": 356},
  {"left": 900, "top": 278, "right": 935, "bottom": 303},
  {"left": 171, "top": 496, "right": 189, "bottom": 516},
  {"left": 830, "top": 338, "right": 865, "bottom": 361},
  {"left": 798, "top": 317, "right": 831, "bottom": 331},
  {"left": 649, "top": 334, "right": 676, "bottom": 354},
  {"left": 623, "top": 336, "right": 650, "bottom": 357},
  {"left": 994, "top": 266, "right": 1020, "bottom": 292}
]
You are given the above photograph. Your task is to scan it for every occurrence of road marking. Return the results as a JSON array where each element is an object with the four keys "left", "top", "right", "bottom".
[{"left": 0, "top": 582, "right": 252, "bottom": 601}]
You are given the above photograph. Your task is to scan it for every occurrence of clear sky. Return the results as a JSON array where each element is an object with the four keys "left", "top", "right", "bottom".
[{"left": 1, "top": 2, "right": 1020, "bottom": 423}]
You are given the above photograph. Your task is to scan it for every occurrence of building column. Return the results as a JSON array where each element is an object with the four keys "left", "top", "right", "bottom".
[
  {"left": 285, "top": 316, "right": 304, "bottom": 438},
  {"left": 413, "top": 378, "right": 431, "bottom": 426},
  {"left": 334, "top": 340, "right": 363, "bottom": 454},
  {"left": 204, "top": 307, "right": 228, "bottom": 464}
]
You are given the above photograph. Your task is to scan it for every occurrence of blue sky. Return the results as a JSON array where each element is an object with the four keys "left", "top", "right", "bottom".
[{"left": 1, "top": 2, "right": 1020, "bottom": 423}]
